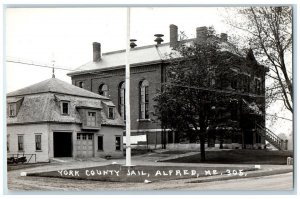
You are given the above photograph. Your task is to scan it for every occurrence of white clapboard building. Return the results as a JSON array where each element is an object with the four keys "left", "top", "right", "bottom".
[{"left": 7, "top": 77, "right": 124, "bottom": 162}]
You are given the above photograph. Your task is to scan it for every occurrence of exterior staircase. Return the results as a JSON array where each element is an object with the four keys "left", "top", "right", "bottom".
[{"left": 255, "top": 123, "right": 287, "bottom": 150}]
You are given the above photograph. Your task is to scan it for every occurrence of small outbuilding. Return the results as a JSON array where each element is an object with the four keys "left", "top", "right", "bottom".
[{"left": 7, "top": 77, "right": 124, "bottom": 162}]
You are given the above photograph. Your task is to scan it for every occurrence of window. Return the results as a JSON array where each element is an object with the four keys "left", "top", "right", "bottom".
[
  {"left": 108, "top": 107, "right": 114, "bottom": 119},
  {"left": 61, "top": 101, "right": 70, "bottom": 115},
  {"left": 7, "top": 135, "right": 10, "bottom": 152},
  {"left": 242, "top": 76, "right": 250, "bottom": 92},
  {"left": 78, "top": 81, "right": 84, "bottom": 88},
  {"left": 35, "top": 134, "right": 42, "bottom": 151},
  {"left": 255, "top": 79, "right": 261, "bottom": 94},
  {"left": 77, "top": 133, "right": 93, "bottom": 140},
  {"left": 87, "top": 111, "right": 96, "bottom": 126},
  {"left": 230, "top": 103, "right": 238, "bottom": 120},
  {"left": 115, "top": 136, "right": 121, "bottom": 151},
  {"left": 18, "top": 135, "right": 24, "bottom": 151},
  {"left": 139, "top": 80, "right": 149, "bottom": 119},
  {"left": 98, "top": 136, "right": 103, "bottom": 151},
  {"left": 118, "top": 82, "right": 126, "bottom": 120},
  {"left": 8, "top": 103, "right": 16, "bottom": 117},
  {"left": 98, "top": 84, "right": 109, "bottom": 97},
  {"left": 208, "top": 69, "right": 216, "bottom": 87}
]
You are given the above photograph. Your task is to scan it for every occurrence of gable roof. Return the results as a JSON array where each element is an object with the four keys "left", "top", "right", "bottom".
[{"left": 7, "top": 77, "right": 109, "bottom": 100}]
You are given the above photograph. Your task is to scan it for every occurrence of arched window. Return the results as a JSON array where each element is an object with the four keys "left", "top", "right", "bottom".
[
  {"left": 98, "top": 84, "right": 108, "bottom": 97},
  {"left": 139, "top": 80, "right": 149, "bottom": 119},
  {"left": 118, "top": 82, "right": 125, "bottom": 120}
]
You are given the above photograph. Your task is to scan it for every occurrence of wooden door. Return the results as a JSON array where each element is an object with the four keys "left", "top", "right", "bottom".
[{"left": 76, "top": 133, "right": 94, "bottom": 158}]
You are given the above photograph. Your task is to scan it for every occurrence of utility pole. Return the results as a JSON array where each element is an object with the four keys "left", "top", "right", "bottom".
[{"left": 125, "top": 7, "right": 132, "bottom": 166}]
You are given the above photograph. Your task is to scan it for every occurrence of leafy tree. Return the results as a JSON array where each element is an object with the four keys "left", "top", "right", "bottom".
[
  {"left": 154, "top": 28, "right": 256, "bottom": 160},
  {"left": 224, "top": 7, "right": 292, "bottom": 113}
]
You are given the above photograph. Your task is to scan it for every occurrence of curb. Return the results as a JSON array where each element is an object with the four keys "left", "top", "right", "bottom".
[{"left": 187, "top": 168, "right": 293, "bottom": 183}]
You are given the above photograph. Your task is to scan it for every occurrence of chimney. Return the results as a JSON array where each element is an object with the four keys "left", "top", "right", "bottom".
[
  {"left": 154, "top": 34, "right": 164, "bottom": 45},
  {"left": 170, "top": 24, "right": 178, "bottom": 48},
  {"left": 93, "top": 42, "right": 101, "bottom": 62},
  {"left": 220, "top": 33, "right": 228, "bottom": 42},
  {"left": 196, "top": 26, "right": 208, "bottom": 41},
  {"left": 130, "top": 39, "right": 137, "bottom": 48}
]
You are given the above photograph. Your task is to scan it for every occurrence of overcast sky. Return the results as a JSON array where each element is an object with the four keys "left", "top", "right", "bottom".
[
  {"left": 5, "top": 6, "right": 293, "bottom": 137},
  {"left": 6, "top": 7, "right": 230, "bottom": 92}
]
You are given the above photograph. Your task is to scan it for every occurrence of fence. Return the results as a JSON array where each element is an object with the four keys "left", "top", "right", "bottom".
[{"left": 7, "top": 153, "right": 37, "bottom": 164}]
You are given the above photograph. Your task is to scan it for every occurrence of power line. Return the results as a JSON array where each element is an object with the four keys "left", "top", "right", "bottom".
[{"left": 6, "top": 57, "right": 77, "bottom": 72}]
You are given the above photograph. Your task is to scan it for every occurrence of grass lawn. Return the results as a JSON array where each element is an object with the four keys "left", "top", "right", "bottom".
[
  {"left": 27, "top": 164, "right": 254, "bottom": 183},
  {"left": 163, "top": 150, "right": 293, "bottom": 165},
  {"left": 160, "top": 150, "right": 189, "bottom": 155}
]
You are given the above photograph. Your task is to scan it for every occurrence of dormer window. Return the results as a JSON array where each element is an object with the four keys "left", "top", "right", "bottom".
[
  {"left": 78, "top": 81, "right": 84, "bottom": 88},
  {"left": 61, "top": 101, "right": 70, "bottom": 115},
  {"left": 108, "top": 107, "right": 114, "bottom": 119},
  {"left": 87, "top": 111, "right": 96, "bottom": 126},
  {"left": 8, "top": 103, "right": 16, "bottom": 117},
  {"left": 7, "top": 97, "right": 24, "bottom": 117}
]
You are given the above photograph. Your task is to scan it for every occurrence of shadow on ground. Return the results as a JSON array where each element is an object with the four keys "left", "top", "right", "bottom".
[{"left": 161, "top": 149, "right": 293, "bottom": 164}]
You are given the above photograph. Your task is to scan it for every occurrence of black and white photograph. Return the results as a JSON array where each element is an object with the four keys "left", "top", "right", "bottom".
[{"left": 2, "top": 2, "right": 295, "bottom": 195}]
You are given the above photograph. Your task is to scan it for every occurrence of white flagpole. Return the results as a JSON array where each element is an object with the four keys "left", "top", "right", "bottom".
[{"left": 125, "top": 7, "right": 132, "bottom": 166}]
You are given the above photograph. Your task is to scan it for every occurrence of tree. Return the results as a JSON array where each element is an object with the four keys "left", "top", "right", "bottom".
[
  {"left": 154, "top": 28, "right": 253, "bottom": 161},
  {"left": 224, "top": 7, "right": 293, "bottom": 113}
]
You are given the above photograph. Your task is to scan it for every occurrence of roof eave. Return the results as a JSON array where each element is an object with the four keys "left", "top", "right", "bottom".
[{"left": 67, "top": 59, "right": 166, "bottom": 77}]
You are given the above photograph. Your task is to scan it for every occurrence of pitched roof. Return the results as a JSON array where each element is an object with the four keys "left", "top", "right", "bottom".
[
  {"left": 7, "top": 77, "right": 109, "bottom": 100},
  {"left": 68, "top": 39, "right": 238, "bottom": 76}
]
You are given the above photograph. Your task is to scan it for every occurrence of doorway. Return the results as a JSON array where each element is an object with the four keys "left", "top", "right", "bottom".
[{"left": 53, "top": 132, "right": 72, "bottom": 157}]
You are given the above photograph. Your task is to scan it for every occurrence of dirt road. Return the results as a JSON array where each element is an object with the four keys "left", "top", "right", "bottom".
[{"left": 6, "top": 168, "right": 293, "bottom": 192}]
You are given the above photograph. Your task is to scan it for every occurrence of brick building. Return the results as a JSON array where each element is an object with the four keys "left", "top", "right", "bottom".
[
  {"left": 7, "top": 77, "right": 124, "bottom": 162},
  {"left": 68, "top": 24, "right": 279, "bottom": 150}
]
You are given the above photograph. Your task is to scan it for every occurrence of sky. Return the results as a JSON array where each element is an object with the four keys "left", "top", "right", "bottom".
[
  {"left": 4, "top": 6, "right": 293, "bottom": 140},
  {"left": 5, "top": 7, "right": 230, "bottom": 91}
]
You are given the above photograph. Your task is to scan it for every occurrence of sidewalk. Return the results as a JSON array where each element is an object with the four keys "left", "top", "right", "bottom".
[{"left": 17, "top": 151, "right": 293, "bottom": 181}]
